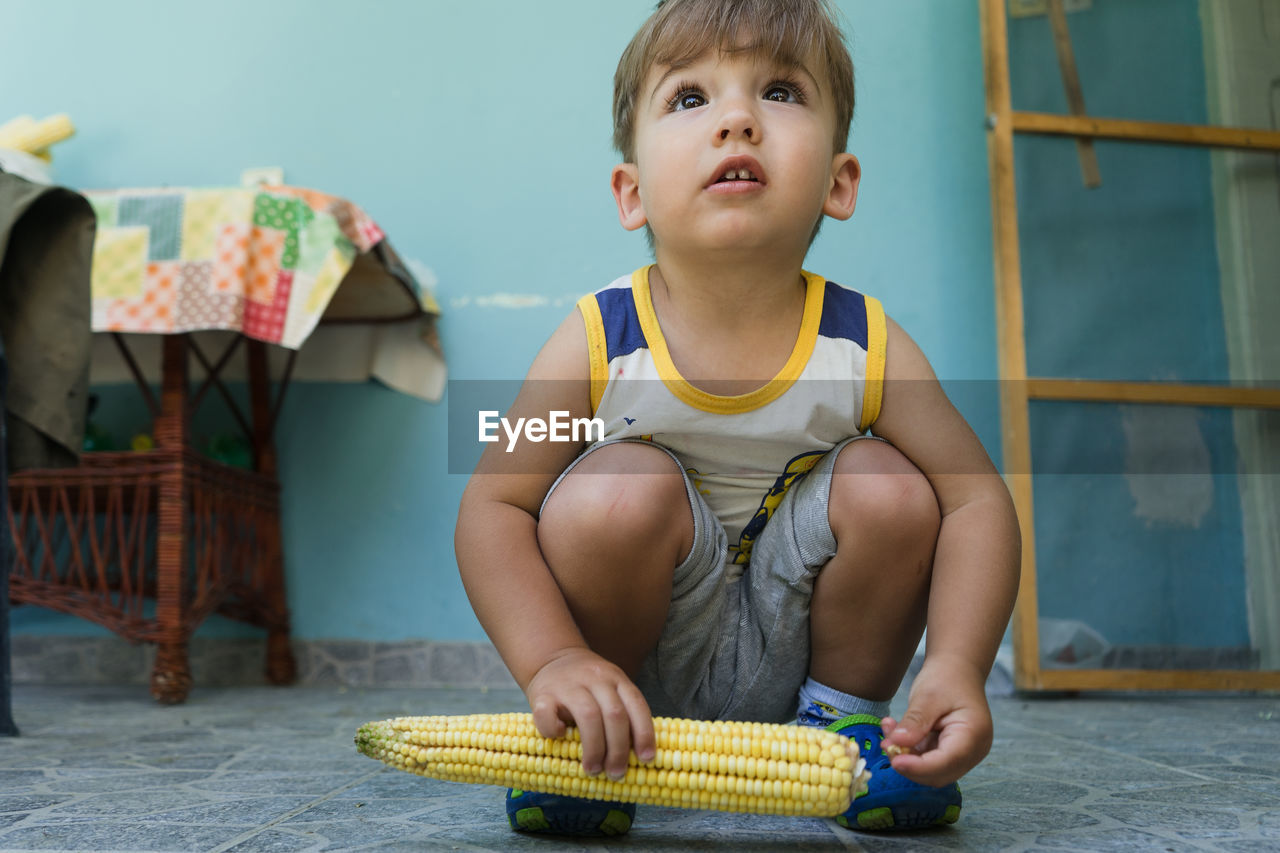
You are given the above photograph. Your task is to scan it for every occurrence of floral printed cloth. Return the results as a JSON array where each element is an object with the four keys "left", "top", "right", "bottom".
[{"left": 86, "top": 185, "right": 418, "bottom": 349}]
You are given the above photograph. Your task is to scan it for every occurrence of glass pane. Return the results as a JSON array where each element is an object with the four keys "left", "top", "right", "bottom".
[
  {"left": 1008, "top": 0, "right": 1234, "bottom": 128},
  {"left": 1029, "top": 400, "right": 1275, "bottom": 671},
  {"left": 1015, "top": 137, "right": 1231, "bottom": 382}
]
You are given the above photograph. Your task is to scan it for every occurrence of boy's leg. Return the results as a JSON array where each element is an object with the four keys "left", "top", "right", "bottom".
[
  {"left": 803, "top": 438, "right": 961, "bottom": 831},
  {"left": 536, "top": 440, "right": 694, "bottom": 677},
  {"left": 712, "top": 436, "right": 956, "bottom": 828},
  {"left": 808, "top": 437, "right": 937, "bottom": 702},
  {"left": 717, "top": 436, "right": 935, "bottom": 726},
  {"left": 508, "top": 440, "right": 694, "bottom": 836}
]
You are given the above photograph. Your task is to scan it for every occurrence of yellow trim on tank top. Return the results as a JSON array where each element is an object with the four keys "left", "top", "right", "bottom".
[
  {"left": 631, "top": 265, "right": 824, "bottom": 415},
  {"left": 858, "top": 294, "right": 887, "bottom": 431},
  {"left": 576, "top": 293, "right": 610, "bottom": 415}
]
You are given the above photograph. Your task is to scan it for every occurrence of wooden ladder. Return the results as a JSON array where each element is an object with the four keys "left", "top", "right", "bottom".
[{"left": 980, "top": 0, "right": 1280, "bottom": 691}]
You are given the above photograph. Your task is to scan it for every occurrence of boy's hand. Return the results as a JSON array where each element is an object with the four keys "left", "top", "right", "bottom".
[
  {"left": 879, "top": 655, "right": 993, "bottom": 788},
  {"left": 524, "top": 648, "right": 656, "bottom": 781}
]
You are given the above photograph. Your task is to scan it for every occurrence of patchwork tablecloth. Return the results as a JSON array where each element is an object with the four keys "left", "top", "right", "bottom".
[{"left": 86, "top": 185, "right": 429, "bottom": 349}]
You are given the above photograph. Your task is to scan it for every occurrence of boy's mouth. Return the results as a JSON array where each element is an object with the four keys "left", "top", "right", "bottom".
[{"left": 706, "top": 156, "right": 767, "bottom": 189}]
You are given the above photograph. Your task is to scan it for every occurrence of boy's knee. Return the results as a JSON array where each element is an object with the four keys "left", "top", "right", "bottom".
[
  {"left": 829, "top": 440, "right": 940, "bottom": 547},
  {"left": 539, "top": 442, "right": 692, "bottom": 547}
]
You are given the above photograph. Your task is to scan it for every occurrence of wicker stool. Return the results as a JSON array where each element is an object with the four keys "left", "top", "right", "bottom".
[{"left": 6, "top": 335, "right": 296, "bottom": 704}]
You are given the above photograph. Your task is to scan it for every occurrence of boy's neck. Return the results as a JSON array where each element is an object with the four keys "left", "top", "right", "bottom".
[
  {"left": 647, "top": 251, "right": 811, "bottom": 391},
  {"left": 649, "top": 249, "right": 808, "bottom": 326}
]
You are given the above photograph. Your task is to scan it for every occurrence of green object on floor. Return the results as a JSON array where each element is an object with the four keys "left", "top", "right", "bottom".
[{"left": 82, "top": 421, "right": 112, "bottom": 451}]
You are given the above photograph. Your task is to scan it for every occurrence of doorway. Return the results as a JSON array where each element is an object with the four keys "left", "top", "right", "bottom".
[{"left": 1201, "top": 0, "right": 1280, "bottom": 668}]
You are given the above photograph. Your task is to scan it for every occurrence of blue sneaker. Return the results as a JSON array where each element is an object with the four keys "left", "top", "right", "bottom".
[
  {"left": 505, "top": 788, "right": 635, "bottom": 836},
  {"left": 823, "top": 714, "right": 961, "bottom": 831}
]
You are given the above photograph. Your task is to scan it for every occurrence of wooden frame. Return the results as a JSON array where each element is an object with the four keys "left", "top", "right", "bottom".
[
  {"left": 1011, "top": 112, "right": 1280, "bottom": 153},
  {"left": 979, "top": 0, "right": 1280, "bottom": 691}
]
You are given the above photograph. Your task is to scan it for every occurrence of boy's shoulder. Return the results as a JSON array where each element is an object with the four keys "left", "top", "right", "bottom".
[
  {"left": 578, "top": 269, "right": 640, "bottom": 302},
  {"left": 804, "top": 272, "right": 887, "bottom": 360}
]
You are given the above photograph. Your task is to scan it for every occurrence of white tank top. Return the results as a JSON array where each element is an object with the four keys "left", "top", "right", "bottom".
[{"left": 577, "top": 266, "right": 887, "bottom": 572}]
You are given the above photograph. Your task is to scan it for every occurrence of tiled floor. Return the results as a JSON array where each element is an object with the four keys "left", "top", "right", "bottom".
[{"left": 1, "top": 683, "right": 1277, "bottom": 852}]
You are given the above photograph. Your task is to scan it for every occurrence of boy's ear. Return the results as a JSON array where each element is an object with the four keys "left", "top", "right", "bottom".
[
  {"left": 611, "top": 163, "right": 648, "bottom": 231},
  {"left": 822, "top": 153, "right": 861, "bottom": 221}
]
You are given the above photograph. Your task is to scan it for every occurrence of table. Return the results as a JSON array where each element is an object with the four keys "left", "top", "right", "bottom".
[{"left": 6, "top": 185, "right": 437, "bottom": 703}]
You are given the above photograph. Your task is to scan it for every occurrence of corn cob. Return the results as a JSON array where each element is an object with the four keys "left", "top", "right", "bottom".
[
  {"left": 0, "top": 116, "right": 36, "bottom": 149},
  {"left": 0, "top": 114, "right": 75, "bottom": 154},
  {"left": 355, "top": 712, "right": 869, "bottom": 817}
]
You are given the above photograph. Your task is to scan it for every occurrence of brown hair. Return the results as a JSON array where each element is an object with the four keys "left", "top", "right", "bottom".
[{"left": 612, "top": 0, "right": 856, "bottom": 163}]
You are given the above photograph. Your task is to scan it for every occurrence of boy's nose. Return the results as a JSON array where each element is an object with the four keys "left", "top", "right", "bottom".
[{"left": 717, "top": 104, "right": 758, "bottom": 142}]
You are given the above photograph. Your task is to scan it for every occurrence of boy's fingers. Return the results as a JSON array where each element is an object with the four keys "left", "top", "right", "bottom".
[
  {"left": 621, "top": 685, "right": 656, "bottom": 763},
  {"left": 530, "top": 697, "right": 567, "bottom": 740},
  {"left": 890, "top": 751, "right": 957, "bottom": 787},
  {"left": 888, "top": 702, "right": 941, "bottom": 747},
  {"left": 594, "top": 690, "right": 634, "bottom": 780},
  {"left": 565, "top": 695, "right": 606, "bottom": 776},
  {"left": 889, "top": 732, "right": 970, "bottom": 787}
]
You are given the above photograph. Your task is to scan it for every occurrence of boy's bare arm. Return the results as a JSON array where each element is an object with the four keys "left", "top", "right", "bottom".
[
  {"left": 867, "top": 317, "right": 1021, "bottom": 786},
  {"left": 455, "top": 312, "right": 656, "bottom": 778}
]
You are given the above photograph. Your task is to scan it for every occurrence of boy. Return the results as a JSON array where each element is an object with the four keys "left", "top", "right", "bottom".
[{"left": 455, "top": 0, "right": 1020, "bottom": 836}]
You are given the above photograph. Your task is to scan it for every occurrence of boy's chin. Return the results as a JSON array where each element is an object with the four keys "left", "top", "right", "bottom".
[
  {"left": 657, "top": 227, "right": 808, "bottom": 259},
  {"left": 655, "top": 217, "right": 803, "bottom": 253}
]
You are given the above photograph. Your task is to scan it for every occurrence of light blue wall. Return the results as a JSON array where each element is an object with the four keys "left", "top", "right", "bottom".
[
  {"left": 1009, "top": 0, "right": 1248, "bottom": 649},
  {"left": 5, "top": 0, "right": 997, "bottom": 642}
]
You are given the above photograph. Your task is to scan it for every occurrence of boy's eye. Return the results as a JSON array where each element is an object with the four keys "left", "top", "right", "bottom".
[
  {"left": 670, "top": 89, "right": 707, "bottom": 111},
  {"left": 764, "top": 83, "right": 803, "bottom": 103}
]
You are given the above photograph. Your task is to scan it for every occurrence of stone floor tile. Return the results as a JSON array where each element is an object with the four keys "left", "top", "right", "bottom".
[
  {"left": 1029, "top": 826, "right": 1207, "bottom": 851},
  {"left": 223, "top": 828, "right": 326, "bottom": 853},
  {"left": 964, "top": 805, "right": 1099, "bottom": 835},
  {"left": 1187, "top": 763, "right": 1280, "bottom": 782},
  {"left": 0, "top": 821, "right": 247, "bottom": 851},
  {"left": 133, "top": 797, "right": 321, "bottom": 825},
  {"left": 843, "top": 827, "right": 1009, "bottom": 852},
  {"left": 961, "top": 779, "right": 1092, "bottom": 806},
  {"left": 1257, "top": 809, "right": 1280, "bottom": 837},
  {"left": 1106, "top": 783, "right": 1280, "bottom": 808},
  {"left": 2, "top": 685, "right": 1279, "bottom": 852},
  {"left": 47, "top": 790, "right": 208, "bottom": 817},
  {"left": 332, "top": 774, "right": 460, "bottom": 801},
  {"left": 192, "top": 771, "right": 377, "bottom": 796},
  {"left": 0, "top": 814, "right": 29, "bottom": 832},
  {"left": 283, "top": 798, "right": 432, "bottom": 822},
  {"left": 0, "top": 770, "right": 47, "bottom": 789},
  {"left": 266, "top": 819, "right": 444, "bottom": 851},
  {"left": 42, "top": 769, "right": 213, "bottom": 794},
  {"left": 0, "top": 795, "right": 73, "bottom": 814},
  {"left": 1090, "top": 801, "right": 1247, "bottom": 838}
]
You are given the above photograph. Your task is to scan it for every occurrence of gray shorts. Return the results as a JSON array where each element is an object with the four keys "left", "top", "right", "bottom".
[{"left": 540, "top": 435, "right": 875, "bottom": 724}]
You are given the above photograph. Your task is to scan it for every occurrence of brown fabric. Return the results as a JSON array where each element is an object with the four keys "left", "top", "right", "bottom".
[{"left": 0, "top": 171, "right": 95, "bottom": 471}]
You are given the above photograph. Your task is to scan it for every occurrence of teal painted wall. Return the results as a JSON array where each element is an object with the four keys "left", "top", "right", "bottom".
[
  {"left": 8, "top": 0, "right": 1239, "bottom": 652},
  {"left": 2, "top": 0, "right": 998, "bottom": 642}
]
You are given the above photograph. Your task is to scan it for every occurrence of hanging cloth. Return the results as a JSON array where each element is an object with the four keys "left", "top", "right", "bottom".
[{"left": 0, "top": 170, "right": 95, "bottom": 470}]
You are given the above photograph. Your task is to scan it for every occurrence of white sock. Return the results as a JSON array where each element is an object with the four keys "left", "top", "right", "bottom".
[{"left": 796, "top": 677, "right": 891, "bottom": 725}]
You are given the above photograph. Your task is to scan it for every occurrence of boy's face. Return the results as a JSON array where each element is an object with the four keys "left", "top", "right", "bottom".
[{"left": 612, "top": 47, "right": 859, "bottom": 257}]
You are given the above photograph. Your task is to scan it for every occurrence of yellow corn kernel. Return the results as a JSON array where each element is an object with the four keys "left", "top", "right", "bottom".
[{"left": 355, "top": 713, "right": 869, "bottom": 817}]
